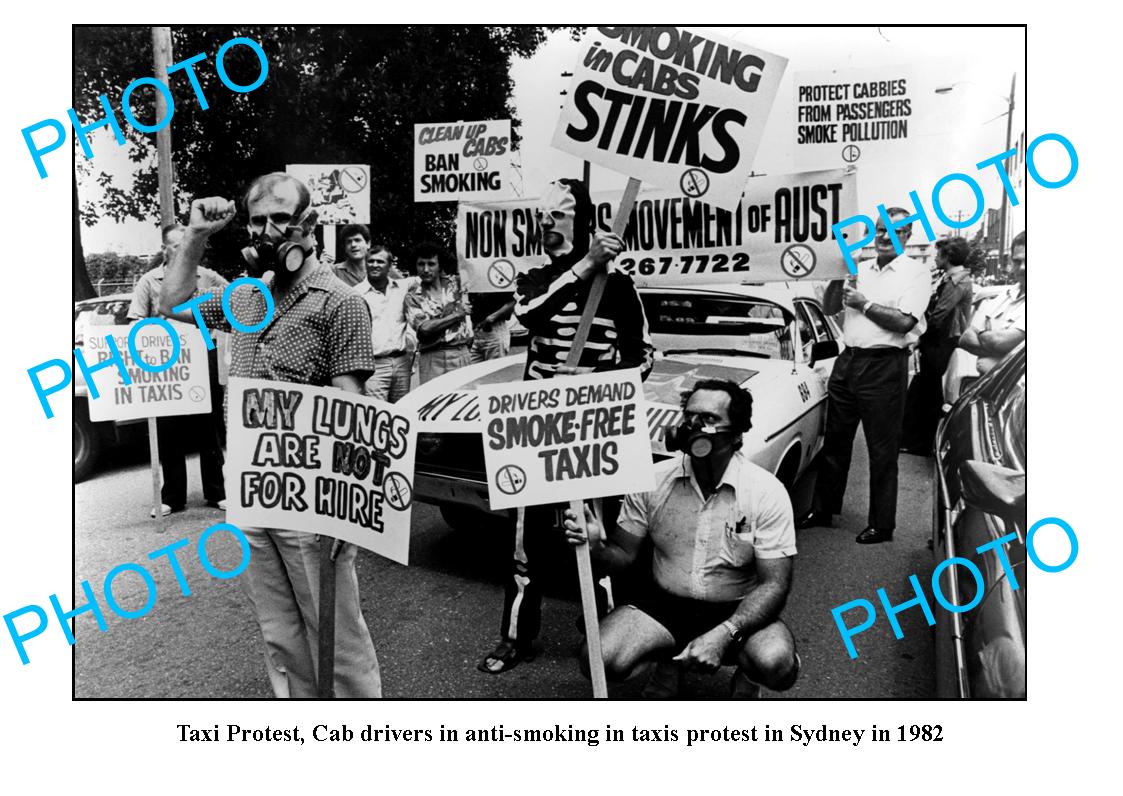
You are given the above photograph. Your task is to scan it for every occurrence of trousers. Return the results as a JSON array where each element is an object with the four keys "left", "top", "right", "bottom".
[
  {"left": 812, "top": 347, "right": 909, "bottom": 530},
  {"left": 240, "top": 527, "right": 382, "bottom": 698},
  {"left": 419, "top": 344, "right": 472, "bottom": 384},
  {"left": 365, "top": 352, "right": 414, "bottom": 403},
  {"left": 901, "top": 336, "right": 958, "bottom": 452},
  {"left": 158, "top": 354, "right": 225, "bottom": 508},
  {"left": 470, "top": 327, "right": 511, "bottom": 364}
]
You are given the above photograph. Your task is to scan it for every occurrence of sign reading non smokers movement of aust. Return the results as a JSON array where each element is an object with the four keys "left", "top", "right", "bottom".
[
  {"left": 457, "top": 169, "right": 857, "bottom": 291},
  {"left": 414, "top": 119, "right": 513, "bottom": 202},
  {"left": 85, "top": 321, "right": 212, "bottom": 422},
  {"left": 477, "top": 369, "right": 654, "bottom": 511},
  {"left": 225, "top": 378, "right": 416, "bottom": 565},
  {"left": 552, "top": 26, "right": 788, "bottom": 211}
]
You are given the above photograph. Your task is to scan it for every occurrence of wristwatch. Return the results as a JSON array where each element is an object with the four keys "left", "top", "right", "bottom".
[
  {"left": 721, "top": 619, "right": 744, "bottom": 642},
  {"left": 860, "top": 300, "right": 874, "bottom": 316}
]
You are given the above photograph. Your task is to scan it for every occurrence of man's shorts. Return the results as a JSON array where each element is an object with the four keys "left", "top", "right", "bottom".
[{"left": 625, "top": 590, "right": 741, "bottom": 650}]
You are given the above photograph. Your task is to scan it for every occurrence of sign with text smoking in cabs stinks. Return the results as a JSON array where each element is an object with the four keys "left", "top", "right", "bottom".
[
  {"left": 477, "top": 369, "right": 654, "bottom": 510},
  {"left": 414, "top": 119, "right": 513, "bottom": 202},
  {"left": 457, "top": 168, "right": 857, "bottom": 292},
  {"left": 85, "top": 321, "right": 212, "bottom": 423},
  {"left": 225, "top": 377, "right": 416, "bottom": 565},
  {"left": 552, "top": 26, "right": 788, "bottom": 211}
]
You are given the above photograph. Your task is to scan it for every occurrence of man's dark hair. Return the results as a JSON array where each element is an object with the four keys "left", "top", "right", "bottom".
[
  {"left": 935, "top": 236, "right": 971, "bottom": 266},
  {"left": 681, "top": 379, "right": 754, "bottom": 434},
  {"left": 340, "top": 224, "right": 370, "bottom": 243},
  {"left": 1011, "top": 230, "right": 1026, "bottom": 249},
  {"left": 414, "top": 241, "right": 449, "bottom": 270},
  {"left": 242, "top": 172, "right": 312, "bottom": 217},
  {"left": 370, "top": 243, "right": 393, "bottom": 259}
]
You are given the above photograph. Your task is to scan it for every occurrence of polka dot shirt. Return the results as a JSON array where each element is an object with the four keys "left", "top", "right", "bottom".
[{"left": 197, "top": 263, "right": 375, "bottom": 387}]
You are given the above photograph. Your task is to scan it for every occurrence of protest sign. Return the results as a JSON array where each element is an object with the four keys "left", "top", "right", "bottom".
[
  {"left": 793, "top": 67, "right": 917, "bottom": 170},
  {"left": 552, "top": 26, "right": 788, "bottom": 211},
  {"left": 85, "top": 321, "right": 211, "bottom": 423},
  {"left": 225, "top": 377, "right": 416, "bottom": 565},
  {"left": 477, "top": 369, "right": 654, "bottom": 511},
  {"left": 285, "top": 164, "right": 370, "bottom": 224},
  {"left": 414, "top": 119, "right": 513, "bottom": 202},
  {"left": 457, "top": 168, "right": 858, "bottom": 291}
]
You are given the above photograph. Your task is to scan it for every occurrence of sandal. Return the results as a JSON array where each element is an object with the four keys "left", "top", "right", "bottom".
[{"left": 477, "top": 640, "right": 536, "bottom": 674}]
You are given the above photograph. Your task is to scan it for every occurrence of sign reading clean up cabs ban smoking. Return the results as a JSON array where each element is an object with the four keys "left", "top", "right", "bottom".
[
  {"left": 85, "top": 320, "right": 212, "bottom": 422},
  {"left": 477, "top": 369, "right": 654, "bottom": 510},
  {"left": 457, "top": 168, "right": 857, "bottom": 292},
  {"left": 414, "top": 119, "right": 513, "bottom": 202},
  {"left": 225, "top": 377, "right": 416, "bottom": 565},
  {"left": 552, "top": 26, "right": 788, "bottom": 211}
]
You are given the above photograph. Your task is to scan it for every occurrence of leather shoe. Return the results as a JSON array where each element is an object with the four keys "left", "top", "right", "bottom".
[
  {"left": 855, "top": 527, "right": 894, "bottom": 544},
  {"left": 795, "top": 510, "right": 833, "bottom": 529}
]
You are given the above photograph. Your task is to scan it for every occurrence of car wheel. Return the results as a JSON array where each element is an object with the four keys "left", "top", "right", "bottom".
[{"left": 74, "top": 413, "right": 100, "bottom": 482}]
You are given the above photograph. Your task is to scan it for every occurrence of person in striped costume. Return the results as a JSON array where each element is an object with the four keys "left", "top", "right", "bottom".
[{"left": 477, "top": 178, "right": 655, "bottom": 675}]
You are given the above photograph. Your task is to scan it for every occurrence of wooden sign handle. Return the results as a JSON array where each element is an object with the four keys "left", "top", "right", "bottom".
[
  {"left": 564, "top": 176, "right": 640, "bottom": 699},
  {"left": 147, "top": 417, "right": 164, "bottom": 534},
  {"left": 317, "top": 536, "right": 337, "bottom": 698}
]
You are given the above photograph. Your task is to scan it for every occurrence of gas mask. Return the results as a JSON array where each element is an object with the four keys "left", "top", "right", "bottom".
[
  {"left": 241, "top": 208, "right": 319, "bottom": 276},
  {"left": 664, "top": 416, "right": 740, "bottom": 458}
]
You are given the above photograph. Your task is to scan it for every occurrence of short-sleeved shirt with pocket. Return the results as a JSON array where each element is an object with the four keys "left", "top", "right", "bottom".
[{"left": 615, "top": 451, "right": 797, "bottom": 603}]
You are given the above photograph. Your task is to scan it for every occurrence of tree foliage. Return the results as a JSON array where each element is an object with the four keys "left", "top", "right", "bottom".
[{"left": 74, "top": 25, "right": 578, "bottom": 278}]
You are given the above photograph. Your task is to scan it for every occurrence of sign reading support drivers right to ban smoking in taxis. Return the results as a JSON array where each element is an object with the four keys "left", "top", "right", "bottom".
[{"left": 477, "top": 369, "right": 654, "bottom": 511}]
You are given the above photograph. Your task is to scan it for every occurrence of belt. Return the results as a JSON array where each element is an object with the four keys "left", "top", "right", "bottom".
[
  {"left": 424, "top": 342, "right": 470, "bottom": 353},
  {"left": 374, "top": 350, "right": 406, "bottom": 359},
  {"left": 849, "top": 346, "right": 908, "bottom": 357}
]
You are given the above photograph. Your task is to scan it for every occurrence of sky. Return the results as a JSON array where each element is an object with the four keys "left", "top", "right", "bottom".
[{"left": 79, "top": 25, "right": 1026, "bottom": 254}]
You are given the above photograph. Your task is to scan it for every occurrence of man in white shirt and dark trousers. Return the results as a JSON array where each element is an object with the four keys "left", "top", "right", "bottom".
[
  {"left": 797, "top": 207, "right": 931, "bottom": 544},
  {"left": 356, "top": 244, "right": 418, "bottom": 403}
]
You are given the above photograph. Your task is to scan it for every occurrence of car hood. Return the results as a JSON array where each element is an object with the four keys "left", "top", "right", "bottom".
[{"left": 400, "top": 352, "right": 797, "bottom": 456}]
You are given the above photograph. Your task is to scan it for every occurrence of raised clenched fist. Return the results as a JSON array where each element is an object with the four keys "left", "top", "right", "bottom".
[{"left": 188, "top": 197, "right": 237, "bottom": 236}]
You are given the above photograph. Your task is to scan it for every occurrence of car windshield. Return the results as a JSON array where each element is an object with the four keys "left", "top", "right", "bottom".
[{"left": 641, "top": 293, "right": 794, "bottom": 360}]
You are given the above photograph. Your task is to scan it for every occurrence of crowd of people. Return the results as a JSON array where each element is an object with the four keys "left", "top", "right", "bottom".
[{"left": 117, "top": 169, "right": 1025, "bottom": 699}]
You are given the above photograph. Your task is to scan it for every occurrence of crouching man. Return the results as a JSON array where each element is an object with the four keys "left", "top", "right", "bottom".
[{"left": 564, "top": 379, "right": 800, "bottom": 698}]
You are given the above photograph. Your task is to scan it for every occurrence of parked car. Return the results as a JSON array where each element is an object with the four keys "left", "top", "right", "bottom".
[
  {"left": 398, "top": 283, "right": 843, "bottom": 531},
  {"left": 942, "top": 283, "right": 1018, "bottom": 407},
  {"left": 932, "top": 343, "right": 1026, "bottom": 698},
  {"left": 73, "top": 293, "right": 148, "bottom": 481}
]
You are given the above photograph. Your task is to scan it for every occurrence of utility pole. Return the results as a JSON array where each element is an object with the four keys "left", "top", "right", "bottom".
[
  {"left": 152, "top": 27, "right": 175, "bottom": 227},
  {"left": 997, "top": 72, "right": 1016, "bottom": 277}
]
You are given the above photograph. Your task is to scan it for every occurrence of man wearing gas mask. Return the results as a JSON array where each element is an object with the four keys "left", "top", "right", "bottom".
[
  {"left": 476, "top": 178, "right": 655, "bottom": 675},
  {"left": 564, "top": 380, "right": 800, "bottom": 699},
  {"left": 160, "top": 172, "right": 382, "bottom": 698}
]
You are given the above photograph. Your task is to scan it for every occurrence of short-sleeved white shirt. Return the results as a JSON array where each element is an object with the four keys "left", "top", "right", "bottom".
[
  {"left": 616, "top": 451, "right": 796, "bottom": 603},
  {"left": 843, "top": 254, "right": 931, "bottom": 348}
]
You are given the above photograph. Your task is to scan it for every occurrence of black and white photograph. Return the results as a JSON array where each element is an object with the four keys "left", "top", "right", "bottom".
[{"left": 1, "top": 8, "right": 1113, "bottom": 792}]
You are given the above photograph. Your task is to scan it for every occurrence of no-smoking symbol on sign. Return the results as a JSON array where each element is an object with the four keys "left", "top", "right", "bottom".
[
  {"left": 383, "top": 472, "right": 413, "bottom": 511},
  {"left": 680, "top": 168, "right": 710, "bottom": 197},
  {"left": 474, "top": 157, "right": 488, "bottom": 171},
  {"left": 781, "top": 244, "right": 817, "bottom": 279},
  {"left": 495, "top": 465, "right": 527, "bottom": 496},
  {"left": 487, "top": 259, "right": 516, "bottom": 289},
  {"left": 188, "top": 386, "right": 206, "bottom": 402},
  {"left": 339, "top": 166, "right": 368, "bottom": 193},
  {"left": 842, "top": 144, "right": 861, "bottom": 164}
]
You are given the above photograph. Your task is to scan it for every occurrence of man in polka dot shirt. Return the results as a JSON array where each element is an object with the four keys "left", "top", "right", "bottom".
[{"left": 160, "top": 173, "right": 382, "bottom": 698}]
